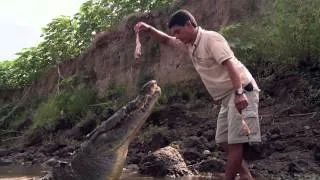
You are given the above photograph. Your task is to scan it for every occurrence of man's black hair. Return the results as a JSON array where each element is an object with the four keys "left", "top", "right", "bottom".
[{"left": 168, "top": 9, "right": 197, "bottom": 28}]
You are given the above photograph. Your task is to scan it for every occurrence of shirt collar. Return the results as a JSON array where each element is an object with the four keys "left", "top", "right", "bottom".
[{"left": 192, "top": 26, "right": 202, "bottom": 47}]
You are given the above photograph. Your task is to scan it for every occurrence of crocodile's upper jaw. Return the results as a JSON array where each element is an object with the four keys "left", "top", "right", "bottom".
[{"left": 69, "top": 80, "right": 161, "bottom": 180}]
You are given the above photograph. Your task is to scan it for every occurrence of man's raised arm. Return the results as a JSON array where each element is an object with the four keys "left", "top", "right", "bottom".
[{"left": 134, "top": 22, "right": 172, "bottom": 44}]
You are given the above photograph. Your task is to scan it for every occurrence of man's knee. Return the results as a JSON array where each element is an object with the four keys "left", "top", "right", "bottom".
[{"left": 228, "top": 143, "right": 244, "bottom": 157}]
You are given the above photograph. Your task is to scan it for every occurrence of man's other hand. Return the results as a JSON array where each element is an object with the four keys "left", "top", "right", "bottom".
[{"left": 235, "top": 94, "right": 248, "bottom": 114}]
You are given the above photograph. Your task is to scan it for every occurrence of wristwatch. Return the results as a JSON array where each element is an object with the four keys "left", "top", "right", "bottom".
[{"left": 235, "top": 88, "right": 244, "bottom": 95}]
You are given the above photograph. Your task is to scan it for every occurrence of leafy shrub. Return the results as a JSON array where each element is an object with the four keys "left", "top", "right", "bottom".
[
  {"left": 104, "top": 83, "right": 127, "bottom": 110},
  {"left": 56, "top": 88, "right": 96, "bottom": 117},
  {"left": 107, "top": 83, "right": 126, "bottom": 100},
  {"left": 32, "top": 88, "right": 96, "bottom": 130},
  {"left": 219, "top": 0, "right": 320, "bottom": 77},
  {"left": 32, "top": 98, "right": 60, "bottom": 130}
]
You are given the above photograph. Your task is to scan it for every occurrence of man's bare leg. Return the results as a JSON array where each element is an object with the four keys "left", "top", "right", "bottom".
[
  {"left": 219, "top": 143, "right": 254, "bottom": 180},
  {"left": 239, "top": 161, "right": 254, "bottom": 180}
]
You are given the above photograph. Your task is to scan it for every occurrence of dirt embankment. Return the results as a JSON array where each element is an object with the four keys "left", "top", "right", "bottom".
[{"left": 0, "top": 0, "right": 271, "bottom": 104}]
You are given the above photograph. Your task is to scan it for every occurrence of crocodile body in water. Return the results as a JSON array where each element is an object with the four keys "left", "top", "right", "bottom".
[{"left": 40, "top": 80, "right": 161, "bottom": 180}]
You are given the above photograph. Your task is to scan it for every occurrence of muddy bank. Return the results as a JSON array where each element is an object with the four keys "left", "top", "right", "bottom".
[{"left": 1, "top": 100, "right": 319, "bottom": 179}]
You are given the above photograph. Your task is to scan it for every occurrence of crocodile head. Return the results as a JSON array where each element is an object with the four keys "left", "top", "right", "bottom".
[
  {"left": 139, "top": 79, "right": 161, "bottom": 97},
  {"left": 80, "top": 79, "right": 161, "bottom": 153},
  {"left": 122, "top": 79, "right": 162, "bottom": 141},
  {"left": 70, "top": 80, "right": 161, "bottom": 180}
]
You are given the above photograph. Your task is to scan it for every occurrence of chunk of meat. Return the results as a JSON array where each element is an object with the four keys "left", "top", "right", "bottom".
[
  {"left": 134, "top": 32, "right": 142, "bottom": 63},
  {"left": 241, "top": 119, "right": 251, "bottom": 136}
]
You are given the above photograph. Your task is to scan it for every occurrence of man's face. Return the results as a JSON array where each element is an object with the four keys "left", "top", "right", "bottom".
[{"left": 170, "top": 23, "right": 194, "bottom": 44}]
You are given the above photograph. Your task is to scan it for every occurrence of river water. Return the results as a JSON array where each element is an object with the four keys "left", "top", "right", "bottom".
[{"left": 0, "top": 166, "right": 219, "bottom": 180}]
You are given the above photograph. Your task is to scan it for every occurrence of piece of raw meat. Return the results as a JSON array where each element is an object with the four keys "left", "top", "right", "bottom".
[{"left": 134, "top": 32, "right": 142, "bottom": 63}]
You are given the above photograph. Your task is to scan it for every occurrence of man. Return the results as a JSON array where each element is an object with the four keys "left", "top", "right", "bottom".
[{"left": 134, "top": 9, "right": 261, "bottom": 180}]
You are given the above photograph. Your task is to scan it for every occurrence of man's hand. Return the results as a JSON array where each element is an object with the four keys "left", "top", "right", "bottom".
[
  {"left": 235, "top": 94, "right": 248, "bottom": 113},
  {"left": 134, "top": 21, "right": 171, "bottom": 44},
  {"left": 222, "top": 59, "right": 248, "bottom": 114},
  {"left": 134, "top": 22, "right": 151, "bottom": 33}
]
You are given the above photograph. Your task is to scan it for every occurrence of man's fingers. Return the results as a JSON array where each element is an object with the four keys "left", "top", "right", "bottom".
[
  {"left": 235, "top": 94, "right": 249, "bottom": 114},
  {"left": 134, "top": 23, "right": 142, "bottom": 32},
  {"left": 235, "top": 102, "right": 242, "bottom": 113},
  {"left": 236, "top": 100, "right": 248, "bottom": 113},
  {"left": 134, "top": 25, "right": 139, "bottom": 33}
]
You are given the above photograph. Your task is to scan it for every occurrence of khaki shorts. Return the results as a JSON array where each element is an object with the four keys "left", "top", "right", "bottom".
[{"left": 215, "top": 90, "right": 261, "bottom": 144}]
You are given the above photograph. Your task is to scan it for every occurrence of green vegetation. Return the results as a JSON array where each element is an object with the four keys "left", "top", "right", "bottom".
[
  {"left": 221, "top": 0, "right": 320, "bottom": 108},
  {"left": 32, "top": 88, "right": 96, "bottom": 130},
  {"left": 158, "top": 84, "right": 181, "bottom": 105},
  {"left": 104, "top": 83, "right": 127, "bottom": 110},
  {"left": 32, "top": 98, "right": 60, "bottom": 130},
  {"left": 218, "top": 0, "right": 320, "bottom": 110},
  {"left": 220, "top": 0, "right": 320, "bottom": 77},
  {"left": 0, "top": 88, "right": 96, "bottom": 144},
  {"left": 59, "top": 76, "right": 79, "bottom": 90},
  {"left": 0, "top": 0, "right": 170, "bottom": 88}
]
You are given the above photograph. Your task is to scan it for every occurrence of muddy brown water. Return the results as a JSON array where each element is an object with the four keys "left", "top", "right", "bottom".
[{"left": 0, "top": 166, "right": 218, "bottom": 180}]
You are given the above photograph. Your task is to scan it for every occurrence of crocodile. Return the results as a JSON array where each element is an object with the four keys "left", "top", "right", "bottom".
[{"left": 40, "top": 80, "right": 161, "bottom": 180}]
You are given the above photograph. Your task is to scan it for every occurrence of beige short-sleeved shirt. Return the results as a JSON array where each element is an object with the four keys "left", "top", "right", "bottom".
[{"left": 168, "top": 27, "right": 256, "bottom": 100}]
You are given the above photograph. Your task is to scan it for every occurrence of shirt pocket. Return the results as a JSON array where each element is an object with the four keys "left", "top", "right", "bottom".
[
  {"left": 193, "top": 56, "right": 215, "bottom": 68},
  {"left": 242, "top": 110, "right": 259, "bottom": 135}
]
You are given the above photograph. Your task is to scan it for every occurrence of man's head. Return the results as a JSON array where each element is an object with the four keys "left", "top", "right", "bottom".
[{"left": 168, "top": 10, "right": 198, "bottom": 44}]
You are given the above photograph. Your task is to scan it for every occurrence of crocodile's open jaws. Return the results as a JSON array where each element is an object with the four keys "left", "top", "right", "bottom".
[{"left": 40, "top": 80, "right": 161, "bottom": 180}]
